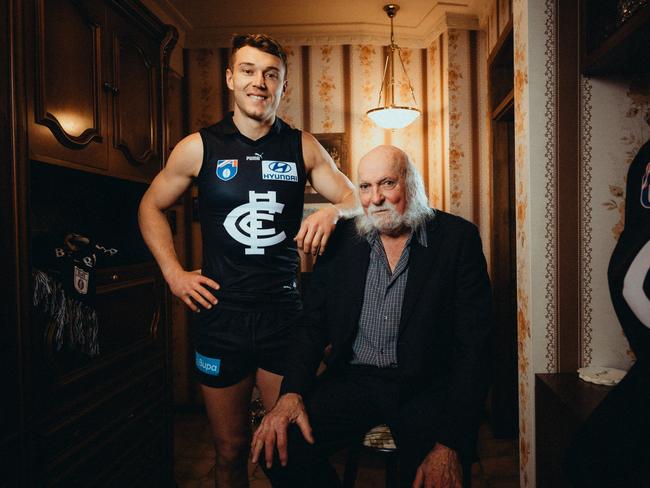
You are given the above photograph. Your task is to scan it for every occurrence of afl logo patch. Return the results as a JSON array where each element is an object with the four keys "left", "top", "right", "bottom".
[
  {"left": 262, "top": 160, "right": 298, "bottom": 182},
  {"left": 216, "top": 159, "right": 238, "bottom": 181}
]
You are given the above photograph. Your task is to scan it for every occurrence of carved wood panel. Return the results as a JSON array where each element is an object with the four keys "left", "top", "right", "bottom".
[
  {"left": 28, "top": 0, "right": 109, "bottom": 170},
  {"left": 108, "top": 8, "right": 161, "bottom": 181}
]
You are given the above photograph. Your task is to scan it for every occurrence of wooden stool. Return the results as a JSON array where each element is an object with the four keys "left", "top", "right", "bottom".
[
  {"left": 343, "top": 424, "right": 398, "bottom": 488},
  {"left": 343, "top": 424, "right": 475, "bottom": 487}
]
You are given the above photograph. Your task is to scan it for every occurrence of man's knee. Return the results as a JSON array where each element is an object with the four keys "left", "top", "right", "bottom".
[
  {"left": 285, "top": 424, "right": 319, "bottom": 460},
  {"left": 262, "top": 425, "right": 339, "bottom": 487},
  {"left": 394, "top": 437, "right": 433, "bottom": 486},
  {"left": 214, "top": 436, "right": 250, "bottom": 468},
  {"left": 258, "top": 425, "right": 318, "bottom": 471}
]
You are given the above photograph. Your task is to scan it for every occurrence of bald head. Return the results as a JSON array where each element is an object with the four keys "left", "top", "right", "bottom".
[
  {"left": 358, "top": 145, "right": 409, "bottom": 181},
  {"left": 355, "top": 145, "right": 434, "bottom": 237}
]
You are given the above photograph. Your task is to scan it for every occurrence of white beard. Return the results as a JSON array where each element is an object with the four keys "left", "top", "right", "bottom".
[{"left": 355, "top": 200, "right": 407, "bottom": 236}]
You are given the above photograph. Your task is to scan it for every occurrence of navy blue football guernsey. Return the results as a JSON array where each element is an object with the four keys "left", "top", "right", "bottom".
[{"left": 197, "top": 113, "right": 306, "bottom": 310}]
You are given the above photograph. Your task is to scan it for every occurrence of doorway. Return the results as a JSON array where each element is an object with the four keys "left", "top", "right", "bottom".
[{"left": 488, "top": 28, "right": 518, "bottom": 438}]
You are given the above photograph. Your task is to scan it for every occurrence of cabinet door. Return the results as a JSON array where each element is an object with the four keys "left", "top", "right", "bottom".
[
  {"left": 27, "top": 0, "right": 109, "bottom": 170},
  {"left": 107, "top": 8, "right": 162, "bottom": 182}
]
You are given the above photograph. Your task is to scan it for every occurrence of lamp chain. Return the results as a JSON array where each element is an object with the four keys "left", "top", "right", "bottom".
[
  {"left": 379, "top": 5, "right": 418, "bottom": 108},
  {"left": 366, "top": 3, "right": 421, "bottom": 129}
]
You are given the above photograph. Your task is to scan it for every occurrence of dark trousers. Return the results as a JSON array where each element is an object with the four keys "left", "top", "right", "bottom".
[{"left": 263, "top": 365, "right": 450, "bottom": 488}]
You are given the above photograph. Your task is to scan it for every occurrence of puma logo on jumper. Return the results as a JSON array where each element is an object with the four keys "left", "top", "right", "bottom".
[{"left": 246, "top": 152, "right": 264, "bottom": 161}]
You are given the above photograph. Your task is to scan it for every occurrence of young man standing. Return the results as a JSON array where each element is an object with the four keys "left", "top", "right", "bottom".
[{"left": 138, "top": 34, "right": 356, "bottom": 486}]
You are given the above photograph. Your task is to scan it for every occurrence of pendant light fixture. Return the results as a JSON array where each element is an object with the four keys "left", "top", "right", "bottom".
[{"left": 366, "top": 4, "right": 421, "bottom": 129}]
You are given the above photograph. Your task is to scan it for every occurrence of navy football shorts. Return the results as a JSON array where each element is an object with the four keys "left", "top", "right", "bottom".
[{"left": 194, "top": 306, "right": 300, "bottom": 388}]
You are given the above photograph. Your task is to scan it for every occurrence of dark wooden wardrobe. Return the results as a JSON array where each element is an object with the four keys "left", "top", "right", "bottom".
[{"left": 1, "top": 0, "right": 177, "bottom": 485}]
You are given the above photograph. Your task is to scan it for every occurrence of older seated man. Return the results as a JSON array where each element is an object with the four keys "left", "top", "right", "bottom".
[{"left": 252, "top": 145, "right": 492, "bottom": 488}]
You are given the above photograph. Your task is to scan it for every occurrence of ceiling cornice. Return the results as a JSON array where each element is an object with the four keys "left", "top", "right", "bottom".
[
  {"left": 184, "top": 12, "right": 479, "bottom": 49},
  {"left": 424, "top": 12, "right": 480, "bottom": 45}
]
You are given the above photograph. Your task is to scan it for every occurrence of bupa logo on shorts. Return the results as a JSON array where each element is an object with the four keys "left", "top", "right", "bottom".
[
  {"left": 196, "top": 351, "right": 221, "bottom": 376},
  {"left": 216, "top": 159, "right": 238, "bottom": 181},
  {"left": 262, "top": 160, "right": 298, "bottom": 182}
]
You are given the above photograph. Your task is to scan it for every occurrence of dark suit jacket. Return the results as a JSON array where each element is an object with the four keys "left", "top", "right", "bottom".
[{"left": 280, "top": 211, "right": 492, "bottom": 459}]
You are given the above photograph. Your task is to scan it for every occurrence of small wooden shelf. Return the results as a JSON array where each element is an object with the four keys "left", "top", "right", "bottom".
[
  {"left": 582, "top": 2, "right": 650, "bottom": 75},
  {"left": 487, "top": 18, "right": 513, "bottom": 67},
  {"left": 488, "top": 26, "right": 514, "bottom": 114},
  {"left": 491, "top": 88, "right": 514, "bottom": 121}
]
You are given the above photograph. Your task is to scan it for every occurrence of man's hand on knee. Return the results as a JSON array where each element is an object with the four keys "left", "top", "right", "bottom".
[
  {"left": 412, "top": 443, "right": 462, "bottom": 488},
  {"left": 250, "top": 393, "right": 314, "bottom": 468}
]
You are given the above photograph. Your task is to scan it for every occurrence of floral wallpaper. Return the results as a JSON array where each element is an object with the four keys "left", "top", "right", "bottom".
[
  {"left": 349, "top": 44, "right": 385, "bottom": 180},
  {"left": 447, "top": 30, "right": 471, "bottom": 217},
  {"left": 476, "top": 30, "right": 492, "bottom": 265},
  {"left": 391, "top": 47, "right": 426, "bottom": 182},
  {"left": 311, "top": 45, "right": 344, "bottom": 134},
  {"left": 585, "top": 76, "right": 650, "bottom": 369},
  {"left": 186, "top": 49, "right": 221, "bottom": 132},
  {"left": 422, "top": 30, "right": 476, "bottom": 223},
  {"left": 277, "top": 45, "right": 302, "bottom": 128},
  {"left": 512, "top": 0, "right": 533, "bottom": 484},
  {"left": 427, "top": 38, "right": 443, "bottom": 209},
  {"left": 602, "top": 80, "right": 650, "bottom": 241}
]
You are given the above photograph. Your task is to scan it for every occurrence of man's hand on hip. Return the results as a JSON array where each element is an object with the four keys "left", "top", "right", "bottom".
[
  {"left": 166, "top": 268, "right": 219, "bottom": 313},
  {"left": 251, "top": 393, "right": 314, "bottom": 468},
  {"left": 412, "top": 443, "right": 463, "bottom": 488}
]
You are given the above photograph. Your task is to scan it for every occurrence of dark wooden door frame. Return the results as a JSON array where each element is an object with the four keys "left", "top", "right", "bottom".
[
  {"left": 490, "top": 101, "right": 518, "bottom": 438},
  {"left": 487, "top": 21, "right": 518, "bottom": 437}
]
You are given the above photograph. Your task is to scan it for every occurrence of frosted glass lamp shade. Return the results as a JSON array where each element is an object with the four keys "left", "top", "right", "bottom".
[{"left": 367, "top": 106, "right": 421, "bottom": 129}]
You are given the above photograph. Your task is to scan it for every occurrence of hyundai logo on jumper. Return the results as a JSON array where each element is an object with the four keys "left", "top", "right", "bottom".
[
  {"left": 262, "top": 160, "right": 298, "bottom": 182},
  {"left": 195, "top": 351, "right": 221, "bottom": 376}
]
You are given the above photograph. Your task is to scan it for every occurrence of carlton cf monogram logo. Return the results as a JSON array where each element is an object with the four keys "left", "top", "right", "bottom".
[{"left": 224, "top": 191, "right": 287, "bottom": 255}]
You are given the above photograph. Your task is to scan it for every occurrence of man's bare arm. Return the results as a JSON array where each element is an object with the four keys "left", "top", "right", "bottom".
[
  {"left": 138, "top": 133, "right": 219, "bottom": 311},
  {"left": 297, "top": 132, "right": 358, "bottom": 255}
]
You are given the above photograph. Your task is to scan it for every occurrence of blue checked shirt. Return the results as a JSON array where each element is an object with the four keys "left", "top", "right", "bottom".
[{"left": 350, "top": 225, "right": 428, "bottom": 368}]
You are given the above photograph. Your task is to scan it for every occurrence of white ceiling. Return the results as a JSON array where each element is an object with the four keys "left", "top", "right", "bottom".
[{"left": 155, "top": 0, "right": 487, "bottom": 48}]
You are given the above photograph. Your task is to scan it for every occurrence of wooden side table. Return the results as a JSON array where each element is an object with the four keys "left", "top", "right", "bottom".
[{"left": 535, "top": 373, "right": 613, "bottom": 487}]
